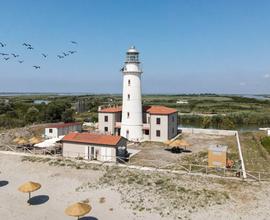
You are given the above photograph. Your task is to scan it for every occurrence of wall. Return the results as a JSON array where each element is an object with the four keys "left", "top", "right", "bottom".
[
  {"left": 168, "top": 113, "right": 178, "bottom": 139},
  {"left": 150, "top": 115, "right": 168, "bottom": 142},
  {"left": 45, "top": 128, "right": 58, "bottom": 139},
  {"left": 62, "top": 142, "right": 118, "bottom": 162},
  {"left": 98, "top": 112, "right": 116, "bottom": 135},
  {"left": 180, "top": 128, "right": 237, "bottom": 136},
  {"left": 58, "top": 125, "right": 82, "bottom": 136}
]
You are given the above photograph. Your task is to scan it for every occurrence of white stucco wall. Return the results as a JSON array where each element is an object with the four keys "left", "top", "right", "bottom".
[
  {"left": 62, "top": 142, "right": 117, "bottom": 162},
  {"left": 45, "top": 124, "right": 82, "bottom": 139},
  {"left": 45, "top": 128, "right": 58, "bottom": 139},
  {"left": 98, "top": 112, "right": 116, "bottom": 135}
]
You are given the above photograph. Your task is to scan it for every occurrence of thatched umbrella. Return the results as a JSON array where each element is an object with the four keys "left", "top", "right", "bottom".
[
  {"left": 29, "top": 137, "right": 42, "bottom": 145},
  {"left": 17, "top": 138, "right": 28, "bottom": 145},
  {"left": 65, "top": 202, "right": 92, "bottom": 220},
  {"left": 18, "top": 181, "right": 41, "bottom": 204},
  {"left": 169, "top": 139, "right": 191, "bottom": 149}
]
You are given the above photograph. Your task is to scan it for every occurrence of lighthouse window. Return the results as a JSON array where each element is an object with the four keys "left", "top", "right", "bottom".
[
  {"left": 127, "top": 112, "right": 130, "bottom": 118},
  {"left": 104, "top": 127, "right": 108, "bottom": 132},
  {"left": 128, "top": 94, "right": 130, "bottom": 100},
  {"left": 128, "top": 80, "right": 131, "bottom": 86},
  {"left": 104, "top": 115, "right": 108, "bottom": 122},
  {"left": 156, "top": 118, "right": 161, "bottom": 124},
  {"left": 156, "top": 130, "right": 161, "bottom": 137}
]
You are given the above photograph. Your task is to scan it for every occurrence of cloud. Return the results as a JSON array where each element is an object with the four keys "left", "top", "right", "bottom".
[
  {"left": 263, "top": 74, "right": 270, "bottom": 78},
  {"left": 239, "top": 82, "right": 246, "bottom": 86}
]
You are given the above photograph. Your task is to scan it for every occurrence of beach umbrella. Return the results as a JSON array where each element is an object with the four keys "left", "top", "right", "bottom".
[
  {"left": 18, "top": 181, "right": 41, "bottom": 204},
  {"left": 29, "top": 137, "right": 42, "bottom": 145},
  {"left": 169, "top": 139, "right": 191, "bottom": 148},
  {"left": 17, "top": 138, "right": 28, "bottom": 145},
  {"left": 65, "top": 202, "right": 92, "bottom": 219}
]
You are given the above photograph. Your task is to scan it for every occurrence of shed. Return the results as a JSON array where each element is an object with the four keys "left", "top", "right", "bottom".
[
  {"left": 61, "top": 132, "right": 127, "bottom": 162},
  {"left": 45, "top": 122, "right": 82, "bottom": 139}
]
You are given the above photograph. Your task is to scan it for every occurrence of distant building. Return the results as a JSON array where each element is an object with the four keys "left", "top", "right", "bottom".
[
  {"left": 61, "top": 132, "right": 127, "bottom": 162},
  {"left": 74, "top": 100, "right": 88, "bottom": 113},
  {"left": 208, "top": 145, "right": 228, "bottom": 168},
  {"left": 98, "top": 105, "right": 178, "bottom": 142},
  {"left": 98, "top": 46, "right": 178, "bottom": 142},
  {"left": 45, "top": 122, "right": 82, "bottom": 139},
  {"left": 176, "top": 100, "right": 188, "bottom": 104}
]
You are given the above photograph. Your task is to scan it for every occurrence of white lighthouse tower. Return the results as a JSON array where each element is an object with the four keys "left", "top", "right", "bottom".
[{"left": 120, "top": 46, "right": 143, "bottom": 142}]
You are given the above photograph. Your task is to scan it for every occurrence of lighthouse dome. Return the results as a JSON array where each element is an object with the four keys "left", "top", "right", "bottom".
[{"left": 127, "top": 46, "right": 138, "bottom": 53}]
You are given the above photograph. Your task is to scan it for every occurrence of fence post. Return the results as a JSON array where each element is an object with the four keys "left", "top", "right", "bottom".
[{"left": 189, "top": 164, "right": 191, "bottom": 173}]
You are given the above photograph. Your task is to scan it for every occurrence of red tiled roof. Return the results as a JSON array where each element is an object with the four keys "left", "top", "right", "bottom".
[
  {"left": 144, "top": 105, "right": 177, "bottom": 115},
  {"left": 99, "top": 106, "right": 122, "bottom": 113},
  {"left": 62, "top": 132, "right": 123, "bottom": 146},
  {"left": 46, "top": 122, "right": 82, "bottom": 129},
  {"left": 99, "top": 105, "right": 177, "bottom": 115}
]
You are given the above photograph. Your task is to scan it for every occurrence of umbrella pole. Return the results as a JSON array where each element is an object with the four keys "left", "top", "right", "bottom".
[{"left": 28, "top": 192, "right": 31, "bottom": 205}]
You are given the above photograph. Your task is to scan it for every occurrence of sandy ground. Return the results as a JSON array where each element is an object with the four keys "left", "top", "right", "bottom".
[
  {"left": 129, "top": 133, "right": 237, "bottom": 167},
  {"left": 0, "top": 153, "right": 163, "bottom": 220},
  {"left": 1, "top": 153, "right": 270, "bottom": 220}
]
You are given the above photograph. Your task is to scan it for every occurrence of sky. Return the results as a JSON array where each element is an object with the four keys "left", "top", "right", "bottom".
[{"left": 0, "top": 0, "right": 270, "bottom": 94}]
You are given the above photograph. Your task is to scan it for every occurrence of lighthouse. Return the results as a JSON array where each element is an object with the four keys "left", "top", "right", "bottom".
[{"left": 120, "top": 46, "right": 143, "bottom": 142}]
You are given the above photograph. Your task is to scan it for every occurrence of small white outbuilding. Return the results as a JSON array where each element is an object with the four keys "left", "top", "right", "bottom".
[
  {"left": 61, "top": 132, "right": 127, "bottom": 162},
  {"left": 45, "top": 122, "right": 82, "bottom": 139}
]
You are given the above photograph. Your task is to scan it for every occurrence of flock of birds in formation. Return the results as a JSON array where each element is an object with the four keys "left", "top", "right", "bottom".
[{"left": 0, "top": 41, "right": 78, "bottom": 69}]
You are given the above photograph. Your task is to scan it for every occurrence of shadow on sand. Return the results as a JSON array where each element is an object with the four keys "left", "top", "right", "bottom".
[
  {"left": 28, "top": 195, "right": 49, "bottom": 205},
  {"left": 79, "top": 217, "right": 98, "bottom": 220},
  {"left": 0, "top": 180, "right": 9, "bottom": 187}
]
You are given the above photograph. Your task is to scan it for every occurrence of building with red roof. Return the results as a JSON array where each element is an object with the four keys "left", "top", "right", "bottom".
[
  {"left": 61, "top": 132, "right": 127, "bottom": 162},
  {"left": 98, "top": 104, "right": 178, "bottom": 142}
]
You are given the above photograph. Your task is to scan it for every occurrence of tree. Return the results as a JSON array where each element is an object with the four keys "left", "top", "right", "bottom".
[
  {"left": 61, "top": 109, "right": 75, "bottom": 123},
  {"left": 25, "top": 106, "right": 39, "bottom": 123}
]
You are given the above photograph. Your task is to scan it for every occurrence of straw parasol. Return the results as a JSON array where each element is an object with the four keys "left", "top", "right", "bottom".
[
  {"left": 18, "top": 181, "right": 41, "bottom": 204},
  {"left": 29, "top": 137, "right": 42, "bottom": 145},
  {"left": 17, "top": 138, "right": 28, "bottom": 145},
  {"left": 169, "top": 139, "right": 191, "bottom": 149},
  {"left": 65, "top": 202, "right": 92, "bottom": 220}
]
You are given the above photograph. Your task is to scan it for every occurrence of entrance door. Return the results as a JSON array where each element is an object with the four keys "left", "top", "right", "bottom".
[{"left": 91, "top": 146, "right": 95, "bottom": 159}]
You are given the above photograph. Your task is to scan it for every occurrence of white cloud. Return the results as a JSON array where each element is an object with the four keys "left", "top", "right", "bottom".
[{"left": 263, "top": 74, "right": 270, "bottom": 78}]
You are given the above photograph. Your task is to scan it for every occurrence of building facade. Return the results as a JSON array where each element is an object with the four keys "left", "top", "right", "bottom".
[
  {"left": 62, "top": 132, "right": 127, "bottom": 162},
  {"left": 45, "top": 122, "right": 82, "bottom": 139},
  {"left": 98, "top": 105, "right": 178, "bottom": 142}
]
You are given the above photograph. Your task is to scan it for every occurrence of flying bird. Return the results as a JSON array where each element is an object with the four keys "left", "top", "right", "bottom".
[
  {"left": 27, "top": 46, "right": 34, "bottom": 50},
  {"left": 22, "top": 43, "right": 30, "bottom": 47},
  {"left": 3, "top": 57, "right": 10, "bottom": 61},
  {"left": 18, "top": 60, "right": 24, "bottom": 63},
  {"left": 57, "top": 55, "right": 64, "bottom": 59},
  {"left": 33, "top": 65, "right": 41, "bottom": 69},
  {"left": 11, "top": 53, "right": 19, "bottom": 58},
  {"left": 63, "top": 52, "right": 69, "bottom": 56},
  {"left": 42, "top": 53, "right": 48, "bottom": 58},
  {"left": 69, "top": 50, "right": 77, "bottom": 54},
  {"left": 0, "top": 42, "right": 6, "bottom": 47},
  {"left": 0, "top": 53, "right": 8, "bottom": 56},
  {"left": 70, "top": 41, "right": 78, "bottom": 44}
]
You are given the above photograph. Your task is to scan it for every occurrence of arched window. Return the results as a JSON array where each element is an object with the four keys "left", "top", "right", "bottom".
[
  {"left": 128, "top": 94, "right": 130, "bottom": 100},
  {"left": 128, "top": 79, "right": 131, "bottom": 86},
  {"left": 127, "top": 112, "right": 130, "bottom": 118}
]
